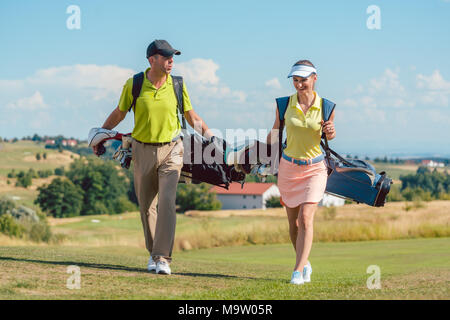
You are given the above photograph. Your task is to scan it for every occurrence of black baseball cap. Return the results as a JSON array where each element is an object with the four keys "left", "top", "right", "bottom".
[{"left": 146, "top": 40, "right": 181, "bottom": 58}]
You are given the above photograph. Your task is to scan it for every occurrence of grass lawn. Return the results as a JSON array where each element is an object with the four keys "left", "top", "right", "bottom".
[{"left": 0, "top": 237, "right": 448, "bottom": 299}]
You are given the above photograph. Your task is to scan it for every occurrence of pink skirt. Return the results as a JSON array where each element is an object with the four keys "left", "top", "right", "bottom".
[{"left": 277, "top": 157, "right": 328, "bottom": 208}]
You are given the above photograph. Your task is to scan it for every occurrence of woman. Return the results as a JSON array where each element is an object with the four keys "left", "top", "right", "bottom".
[{"left": 266, "top": 60, "right": 336, "bottom": 285}]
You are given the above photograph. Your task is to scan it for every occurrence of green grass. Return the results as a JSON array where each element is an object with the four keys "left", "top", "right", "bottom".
[
  {"left": 0, "top": 141, "right": 68, "bottom": 175},
  {"left": 371, "top": 163, "right": 416, "bottom": 180},
  {"left": 0, "top": 238, "right": 448, "bottom": 299}
]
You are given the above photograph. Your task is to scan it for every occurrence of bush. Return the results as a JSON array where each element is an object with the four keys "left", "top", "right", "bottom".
[
  {"left": 28, "top": 221, "right": 52, "bottom": 243},
  {"left": 15, "top": 172, "right": 32, "bottom": 188},
  {"left": 37, "top": 169, "right": 53, "bottom": 178},
  {"left": 265, "top": 196, "right": 282, "bottom": 208},
  {"left": 54, "top": 166, "right": 65, "bottom": 176},
  {"left": 36, "top": 153, "right": 41, "bottom": 161},
  {"left": 7, "top": 170, "right": 16, "bottom": 178},
  {"left": 322, "top": 206, "right": 337, "bottom": 220},
  {"left": 0, "top": 214, "right": 24, "bottom": 238},
  {"left": 176, "top": 183, "right": 222, "bottom": 212},
  {"left": 35, "top": 178, "right": 84, "bottom": 218},
  {"left": 387, "top": 184, "right": 404, "bottom": 202},
  {"left": 402, "top": 187, "right": 433, "bottom": 202},
  {"left": 0, "top": 197, "right": 16, "bottom": 215},
  {"left": 112, "top": 195, "right": 138, "bottom": 214}
]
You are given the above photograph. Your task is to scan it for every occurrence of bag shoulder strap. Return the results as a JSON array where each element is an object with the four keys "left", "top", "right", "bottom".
[
  {"left": 276, "top": 96, "right": 290, "bottom": 121},
  {"left": 171, "top": 75, "right": 186, "bottom": 130},
  {"left": 128, "top": 72, "right": 144, "bottom": 113},
  {"left": 321, "top": 97, "right": 336, "bottom": 122},
  {"left": 275, "top": 96, "right": 290, "bottom": 160}
]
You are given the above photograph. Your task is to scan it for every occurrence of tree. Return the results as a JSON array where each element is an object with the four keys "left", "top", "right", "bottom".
[
  {"left": 43, "top": 152, "right": 47, "bottom": 160},
  {"left": 0, "top": 197, "right": 16, "bottom": 215},
  {"left": 54, "top": 166, "right": 65, "bottom": 176},
  {"left": 35, "top": 153, "right": 41, "bottom": 161},
  {"left": 265, "top": 196, "right": 282, "bottom": 208},
  {"left": 15, "top": 172, "right": 32, "bottom": 188},
  {"left": 65, "top": 158, "right": 132, "bottom": 215},
  {"left": 34, "top": 178, "right": 83, "bottom": 218},
  {"left": 176, "top": 183, "right": 221, "bottom": 212}
]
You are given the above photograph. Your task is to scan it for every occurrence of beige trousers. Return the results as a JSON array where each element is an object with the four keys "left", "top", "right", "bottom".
[{"left": 132, "top": 138, "right": 184, "bottom": 263}]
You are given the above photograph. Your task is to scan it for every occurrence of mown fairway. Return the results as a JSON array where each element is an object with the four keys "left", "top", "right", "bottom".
[{"left": 0, "top": 237, "right": 449, "bottom": 299}]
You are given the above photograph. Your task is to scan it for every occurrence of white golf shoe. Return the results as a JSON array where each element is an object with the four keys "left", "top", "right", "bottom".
[
  {"left": 290, "top": 271, "right": 304, "bottom": 285},
  {"left": 156, "top": 260, "right": 171, "bottom": 275},
  {"left": 147, "top": 256, "right": 156, "bottom": 272},
  {"left": 303, "top": 261, "right": 312, "bottom": 283}
]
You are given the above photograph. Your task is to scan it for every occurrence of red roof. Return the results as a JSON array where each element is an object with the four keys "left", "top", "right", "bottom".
[{"left": 210, "top": 182, "right": 276, "bottom": 195}]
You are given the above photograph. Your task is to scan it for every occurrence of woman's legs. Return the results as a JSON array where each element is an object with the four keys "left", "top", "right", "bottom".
[
  {"left": 285, "top": 205, "right": 301, "bottom": 250},
  {"left": 294, "top": 202, "right": 318, "bottom": 272}
]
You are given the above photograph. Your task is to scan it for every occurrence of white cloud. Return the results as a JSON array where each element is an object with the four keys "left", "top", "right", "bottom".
[
  {"left": 342, "top": 68, "right": 414, "bottom": 109},
  {"left": 416, "top": 70, "right": 450, "bottom": 90},
  {"left": 0, "top": 64, "right": 136, "bottom": 138},
  {"left": 416, "top": 70, "right": 450, "bottom": 107},
  {"left": 174, "top": 59, "right": 220, "bottom": 85},
  {"left": 265, "top": 78, "right": 282, "bottom": 89},
  {"left": 7, "top": 91, "right": 48, "bottom": 110},
  {"left": 173, "top": 58, "right": 247, "bottom": 106},
  {"left": 31, "top": 64, "right": 135, "bottom": 101}
]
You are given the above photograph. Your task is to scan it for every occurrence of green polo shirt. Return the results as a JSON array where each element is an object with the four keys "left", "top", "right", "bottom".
[{"left": 118, "top": 68, "right": 193, "bottom": 143}]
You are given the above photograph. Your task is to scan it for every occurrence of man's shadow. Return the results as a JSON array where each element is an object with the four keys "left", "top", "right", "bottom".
[{"left": 0, "top": 256, "right": 267, "bottom": 280}]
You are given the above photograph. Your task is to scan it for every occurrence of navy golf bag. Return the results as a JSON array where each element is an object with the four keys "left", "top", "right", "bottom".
[
  {"left": 319, "top": 101, "right": 392, "bottom": 207},
  {"left": 322, "top": 141, "right": 392, "bottom": 206}
]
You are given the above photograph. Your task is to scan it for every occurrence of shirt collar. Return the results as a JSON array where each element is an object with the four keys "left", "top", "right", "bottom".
[
  {"left": 292, "top": 91, "right": 321, "bottom": 110},
  {"left": 143, "top": 67, "right": 172, "bottom": 88}
]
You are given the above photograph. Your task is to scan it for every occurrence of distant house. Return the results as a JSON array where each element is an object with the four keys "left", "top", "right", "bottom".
[
  {"left": 61, "top": 139, "right": 77, "bottom": 147},
  {"left": 422, "top": 160, "right": 445, "bottom": 168},
  {"left": 45, "top": 139, "right": 55, "bottom": 145},
  {"left": 320, "top": 193, "right": 345, "bottom": 207},
  {"left": 210, "top": 182, "right": 280, "bottom": 210}
]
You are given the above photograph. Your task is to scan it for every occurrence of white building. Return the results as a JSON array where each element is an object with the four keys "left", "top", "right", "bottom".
[
  {"left": 422, "top": 160, "right": 445, "bottom": 168},
  {"left": 319, "top": 193, "right": 345, "bottom": 207},
  {"left": 210, "top": 183, "right": 280, "bottom": 210},
  {"left": 210, "top": 183, "right": 345, "bottom": 209}
]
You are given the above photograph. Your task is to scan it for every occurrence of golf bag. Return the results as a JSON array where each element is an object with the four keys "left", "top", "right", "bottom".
[
  {"left": 321, "top": 139, "right": 392, "bottom": 207},
  {"left": 179, "top": 133, "right": 246, "bottom": 189},
  {"left": 276, "top": 96, "right": 392, "bottom": 207}
]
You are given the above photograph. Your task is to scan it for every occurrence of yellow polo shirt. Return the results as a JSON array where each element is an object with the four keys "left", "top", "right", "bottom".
[
  {"left": 283, "top": 91, "right": 323, "bottom": 159},
  {"left": 118, "top": 68, "right": 193, "bottom": 143}
]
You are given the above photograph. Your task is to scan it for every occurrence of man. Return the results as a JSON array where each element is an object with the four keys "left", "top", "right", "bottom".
[{"left": 94, "top": 39, "right": 213, "bottom": 275}]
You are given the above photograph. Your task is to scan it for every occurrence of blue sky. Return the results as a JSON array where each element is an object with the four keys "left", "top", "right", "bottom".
[{"left": 1, "top": 0, "right": 450, "bottom": 157}]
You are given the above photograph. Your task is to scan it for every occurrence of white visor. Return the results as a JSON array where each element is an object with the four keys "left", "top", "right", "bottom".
[{"left": 288, "top": 64, "right": 317, "bottom": 78}]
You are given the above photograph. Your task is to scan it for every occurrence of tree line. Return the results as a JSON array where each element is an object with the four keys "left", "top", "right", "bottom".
[{"left": 388, "top": 167, "right": 450, "bottom": 201}]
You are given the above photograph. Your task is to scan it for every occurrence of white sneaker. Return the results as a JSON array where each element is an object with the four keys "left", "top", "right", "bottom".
[
  {"left": 303, "top": 261, "right": 312, "bottom": 283},
  {"left": 156, "top": 260, "right": 171, "bottom": 275},
  {"left": 290, "top": 271, "right": 304, "bottom": 285},
  {"left": 147, "top": 256, "right": 156, "bottom": 272}
]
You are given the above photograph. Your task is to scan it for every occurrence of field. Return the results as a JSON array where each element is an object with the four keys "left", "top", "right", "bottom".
[
  {"left": 0, "top": 238, "right": 448, "bottom": 299},
  {"left": 1, "top": 200, "right": 449, "bottom": 299},
  {"left": 1, "top": 140, "right": 449, "bottom": 299},
  {"left": 0, "top": 141, "right": 80, "bottom": 208}
]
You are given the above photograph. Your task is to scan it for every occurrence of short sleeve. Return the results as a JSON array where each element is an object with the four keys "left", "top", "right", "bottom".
[
  {"left": 182, "top": 82, "right": 193, "bottom": 112},
  {"left": 118, "top": 78, "right": 133, "bottom": 112}
]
